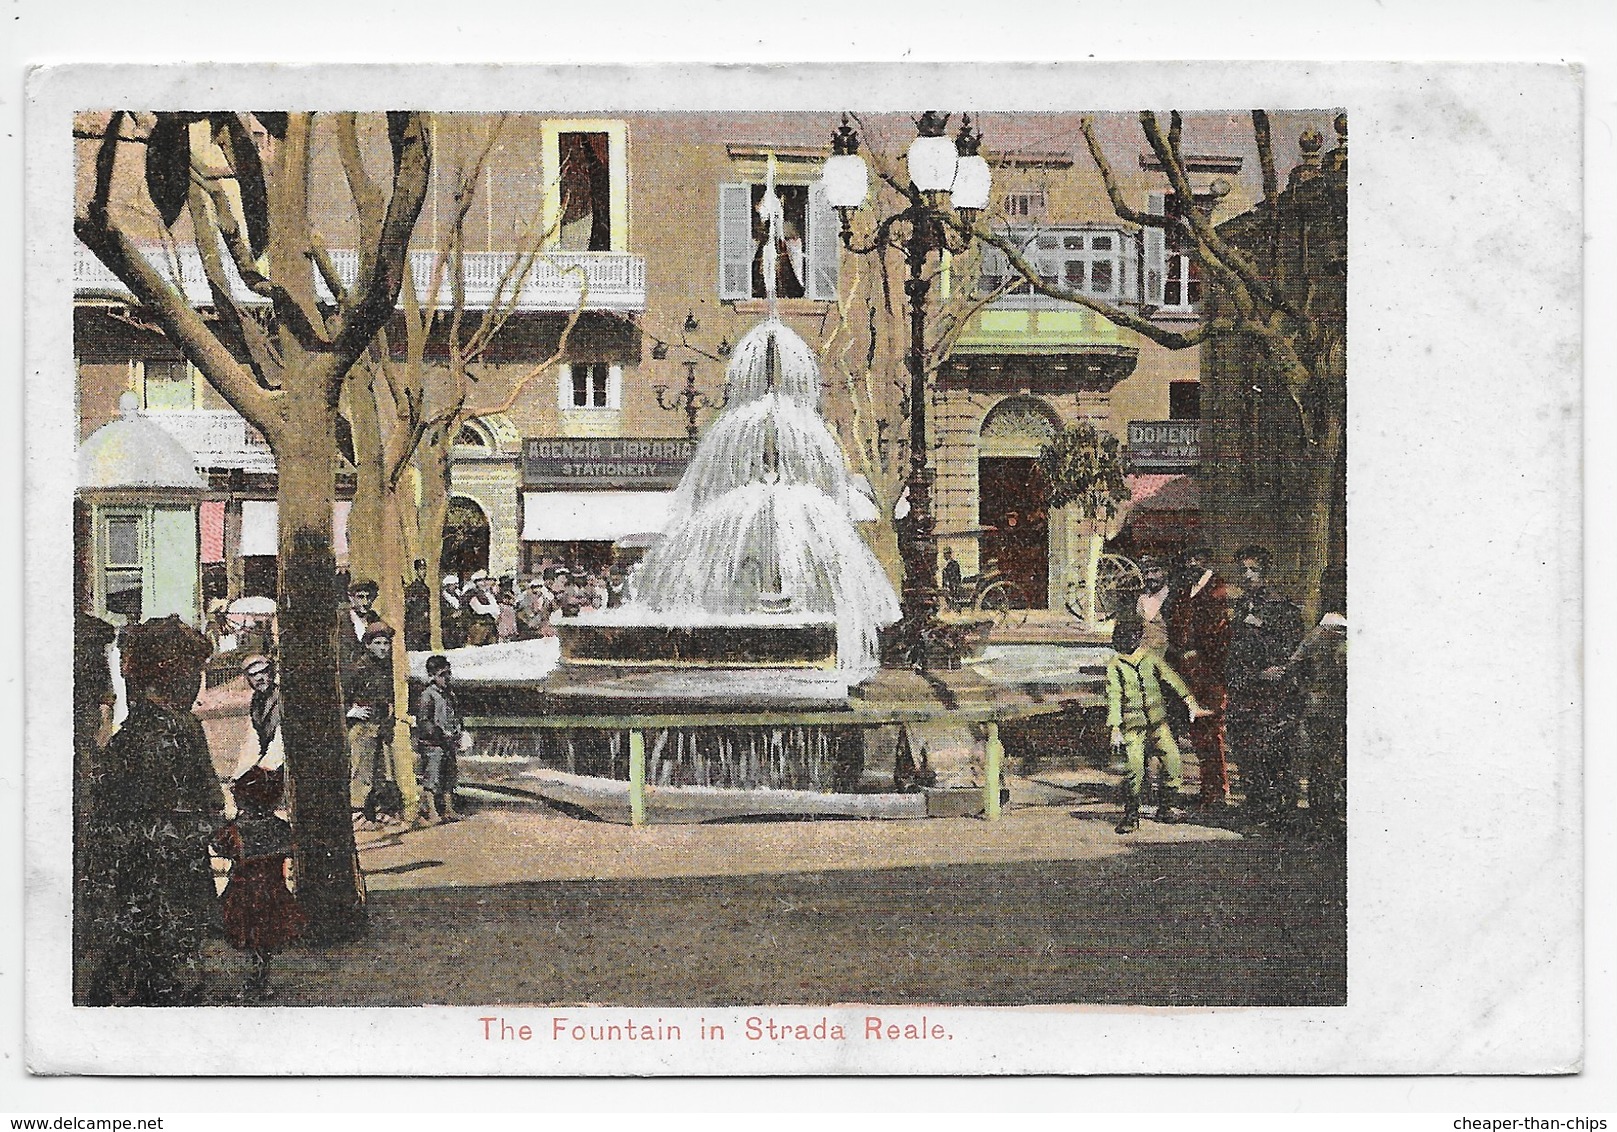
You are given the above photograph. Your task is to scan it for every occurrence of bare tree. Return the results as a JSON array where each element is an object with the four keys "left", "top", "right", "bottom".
[
  {"left": 76, "top": 111, "right": 430, "bottom": 941},
  {"left": 338, "top": 116, "right": 589, "bottom": 813},
  {"left": 968, "top": 110, "right": 1347, "bottom": 619}
]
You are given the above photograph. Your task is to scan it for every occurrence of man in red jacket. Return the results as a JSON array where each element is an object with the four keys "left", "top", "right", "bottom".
[{"left": 1166, "top": 544, "right": 1234, "bottom": 808}]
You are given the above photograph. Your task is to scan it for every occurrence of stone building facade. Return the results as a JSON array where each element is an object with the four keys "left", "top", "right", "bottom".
[{"left": 74, "top": 110, "right": 1327, "bottom": 619}]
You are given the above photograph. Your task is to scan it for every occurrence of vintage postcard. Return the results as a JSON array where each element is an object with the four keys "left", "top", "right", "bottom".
[{"left": 22, "top": 61, "right": 1582, "bottom": 1077}]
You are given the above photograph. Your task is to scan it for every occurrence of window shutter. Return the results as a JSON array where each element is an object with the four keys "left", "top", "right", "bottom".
[
  {"left": 1143, "top": 191, "right": 1166, "bottom": 306},
  {"left": 607, "top": 364, "right": 623, "bottom": 410},
  {"left": 718, "top": 183, "right": 753, "bottom": 300},
  {"left": 806, "top": 180, "right": 840, "bottom": 301},
  {"left": 557, "top": 363, "right": 573, "bottom": 410},
  {"left": 1121, "top": 230, "right": 1139, "bottom": 303}
]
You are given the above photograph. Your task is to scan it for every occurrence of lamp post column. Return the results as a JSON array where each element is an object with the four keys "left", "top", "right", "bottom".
[{"left": 900, "top": 232, "right": 939, "bottom": 655}]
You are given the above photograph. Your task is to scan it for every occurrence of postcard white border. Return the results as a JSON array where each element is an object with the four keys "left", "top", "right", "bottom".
[{"left": 18, "top": 58, "right": 1588, "bottom": 1085}]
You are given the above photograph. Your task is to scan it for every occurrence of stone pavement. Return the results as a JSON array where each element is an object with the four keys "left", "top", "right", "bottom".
[
  {"left": 352, "top": 772, "right": 1242, "bottom": 894},
  {"left": 253, "top": 778, "right": 1344, "bottom": 1008}
]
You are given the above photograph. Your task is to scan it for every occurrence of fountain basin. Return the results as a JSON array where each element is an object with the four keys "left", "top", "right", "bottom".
[{"left": 557, "top": 608, "right": 837, "bottom": 668}]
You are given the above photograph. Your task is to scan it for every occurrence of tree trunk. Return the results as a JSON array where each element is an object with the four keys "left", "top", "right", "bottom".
[
  {"left": 343, "top": 371, "right": 421, "bottom": 812},
  {"left": 1080, "top": 522, "right": 1105, "bottom": 628},
  {"left": 1293, "top": 417, "right": 1343, "bottom": 627},
  {"left": 274, "top": 405, "right": 366, "bottom": 943},
  {"left": 418, "top": 438, "right": 453, "bottom": 652}
]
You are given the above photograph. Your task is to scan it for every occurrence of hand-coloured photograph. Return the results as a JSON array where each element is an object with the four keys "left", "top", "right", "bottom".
[
  {"left": 23, "top": 61, "right": 1582, "bottom": 1079},
  {"left": 66, "top": 101, "right": 1346, "bottom": 1006}
]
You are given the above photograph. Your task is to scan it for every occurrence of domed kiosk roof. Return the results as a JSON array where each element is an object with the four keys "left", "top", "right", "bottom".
[{"left": 79, "top": 393, "right": 206, "bottom": 490}]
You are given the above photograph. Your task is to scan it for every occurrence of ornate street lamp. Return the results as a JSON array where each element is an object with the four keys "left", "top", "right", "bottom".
[
  {"left": 654, "top": 359, "right": 731, "bottom": 440},
  {"left": 819, "top": 111, "right": 993, "bottom": 665}
]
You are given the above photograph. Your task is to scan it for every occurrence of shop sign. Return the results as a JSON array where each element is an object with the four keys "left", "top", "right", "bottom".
[
  {"left": 1127, "top": 420, "right": 1200, "bottom": 470},
  {"left": 522, "top": 437, "right": 697, "bottom": 488}
]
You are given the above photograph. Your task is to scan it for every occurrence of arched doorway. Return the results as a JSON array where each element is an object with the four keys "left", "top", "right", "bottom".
[
  {"left": 442, "top": 496, "right": 491, "bottom": 583},
  {"left": 978, "top": 397, "right": 1060, "bottom": 609}
]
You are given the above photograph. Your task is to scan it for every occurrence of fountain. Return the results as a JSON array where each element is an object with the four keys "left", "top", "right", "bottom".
[
  {"left": 557, "top": 314, "right": 900, "bottom": 682},
  {"left": 422, "top": 162, "right": 1106, "bottom": 822}
]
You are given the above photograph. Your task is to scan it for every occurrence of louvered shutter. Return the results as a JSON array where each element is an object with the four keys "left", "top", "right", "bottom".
[
  {"left": 607, "top": 364, "right": 623, "bottom": 410},
  {"left": 806, "top": 180, "right": 840, "bottom": 301},
  {"left": 1121, "top": 230, "right": 1139, "bottom": 303},
  {"left": 718, "top": 183, "right": 754, "bottom": 300},
  {"left": 981, "top": 246, "right": 1008, "bottom": 294},
  {"left": 557, "top": 363, "right": 573, "bottom": 410},
  {"left": 1143, "top": 191, "right": 1166, "bottom": 306}
]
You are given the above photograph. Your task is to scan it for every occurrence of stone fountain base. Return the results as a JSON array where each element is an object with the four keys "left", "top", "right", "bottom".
[{"left": 557, "top": 609, "right": 837, "bottom": 668}]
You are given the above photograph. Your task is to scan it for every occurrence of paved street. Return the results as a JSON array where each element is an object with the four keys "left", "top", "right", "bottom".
[{"left": 221, "top": 780, "right": 1344, "bottom": 1008}]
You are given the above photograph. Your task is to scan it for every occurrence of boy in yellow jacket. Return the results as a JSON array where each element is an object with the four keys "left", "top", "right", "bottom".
[{"left": 1107, "top": 618, "right": 1209, "bottom": 834}]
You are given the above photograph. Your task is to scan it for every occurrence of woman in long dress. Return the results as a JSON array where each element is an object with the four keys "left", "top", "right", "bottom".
[{"left": 80, "top": 616, "right": 222, "bottom": 1006}]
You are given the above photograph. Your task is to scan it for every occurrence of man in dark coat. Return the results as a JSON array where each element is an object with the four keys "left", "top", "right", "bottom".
[
  {"left": 403, "top": 560, "right": 432, "bottom": 652},
  {"left": 1166, "top": 544, "right": 1234, "bottom": 808},
  {"left": 342, "top": 622, "right": 395, "bottom": 817},
  {"left": 73, "top": 609, "right": 118, "bottom": 1004},
  {"left": 439, "top": 574, "right": 466, "bottom": 650},
  {"left": 1224, "top": 545, "right": 1304, "bottom": 825},
  {"left": 413, "top": 654, "right": 464, "bottom": 825},
  {"left": 339, "top": 578, "right": 381, "bottom": 668},
  {"left": 81, "top": 616, "right": 222, "bottom": 1006}
]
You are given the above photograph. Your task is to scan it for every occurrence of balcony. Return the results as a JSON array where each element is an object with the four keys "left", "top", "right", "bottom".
[
  {"left": 75, "top": 245, "right": 647, "bottom": 313},
  {"left": 144, "top": 409, "right": 277, "bottom": 474}
]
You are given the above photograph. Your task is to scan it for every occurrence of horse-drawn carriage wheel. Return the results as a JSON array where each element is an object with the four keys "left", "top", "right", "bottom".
[
  {"left": 1063, "top": 554, "right": 1144, "bottom": 621},
  {"left": 977, "top": 579, "right": 1028, "bottom": 628}
]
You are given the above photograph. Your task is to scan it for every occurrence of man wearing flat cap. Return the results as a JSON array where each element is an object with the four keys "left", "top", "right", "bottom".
[
  {"left": 229, "top": 654, "right": 285, "bottom": 781},
  {"left": 342, "top": 622, "right": 396, "bottom": 818},
  {"left": 340, "top": 579, "right": 381, "bottom": 668}
]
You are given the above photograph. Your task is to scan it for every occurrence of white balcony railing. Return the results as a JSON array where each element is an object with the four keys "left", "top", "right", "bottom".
[
  {"left": 145, "top": 409, "right": 277, "bottom": 474},
  {"left": 75, "top": 244, "right": 647, "bottom": 313}
]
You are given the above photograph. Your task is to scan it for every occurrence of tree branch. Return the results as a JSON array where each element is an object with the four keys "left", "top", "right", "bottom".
[
  {"left": 1078, "top": 117, "right": 1167, "bottom": 229},
  {"left": 185, "top": 185, "right": 279, "bottom": 388},
  {"left": 82, "top": 111, "right": 126, "bottom": 231},
  {"left": 1252, "top": 110, "right": 1279, "bottom": 204},
  {"left": 971, "top": 225, "right": 1220, "bottom": 349},
  {"left": 1140, "top": 111, "right": 1298, "bottom": 321},
  {"left": 76, "top": 214, "right": 280, "bottom": 431},
  {"left": 329, "top": 112, "right": 432, "bottom": 378}
]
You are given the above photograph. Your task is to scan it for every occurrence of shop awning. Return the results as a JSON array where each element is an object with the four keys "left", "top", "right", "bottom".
[
  {"left": 238, "top": 499, "right": 352, "bottom": 562},
  {"left": 1126, "top": 474, "right": 1199, "bottom": 512},
  {"left": 522, "top": 491, "right": 675, "bottom": 543}
]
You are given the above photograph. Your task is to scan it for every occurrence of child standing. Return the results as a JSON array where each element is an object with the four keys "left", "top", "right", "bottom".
[
  {"left": 211, "top": 765, "right": 307, "bottom": 1000},
  {"left": 1107, "top": 619, "right": 1208, "bottom": 834}
]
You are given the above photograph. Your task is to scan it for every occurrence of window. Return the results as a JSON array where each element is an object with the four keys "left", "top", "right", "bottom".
[
  {"left": 102, "top": 512, "right": 144, "bottom": 619},
  {"left": 542, "top": 121, "right": 628, "bottom": 253},
  {"left": 1145, "top": 190, "right": 1209, "bottom": 312},
  {"left": 977, "top": 228, "right": 1130, "bottom": 302},
  {"left": 140, "top": 359, "right": 194, "bottom": 411},
  {"left": 1003, "top": 191, "right": 1047, "bottom": 219},
  {"left": 557, "top": 131, "right": 613, "bottom": 252},
  {"left": 718, "top": 180, "right": 839, "bottom": 301},
  {"left": 1164, "top": 253, "right": 1202, "bottom": 309},
  {"left": 1169, "top": 381, "right": 1201, "bottom": 420},
  {"left": 558, "top": 363, "right": 621, "bottom": 410}
]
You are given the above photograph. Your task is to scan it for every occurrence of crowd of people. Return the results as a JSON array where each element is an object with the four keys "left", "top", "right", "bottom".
[
  {"left": 423, "top": 557, "right": 629, "bottom": 651},
  {"left": 1105, "top": 543, "right": 1348, "bottom": 841}
]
